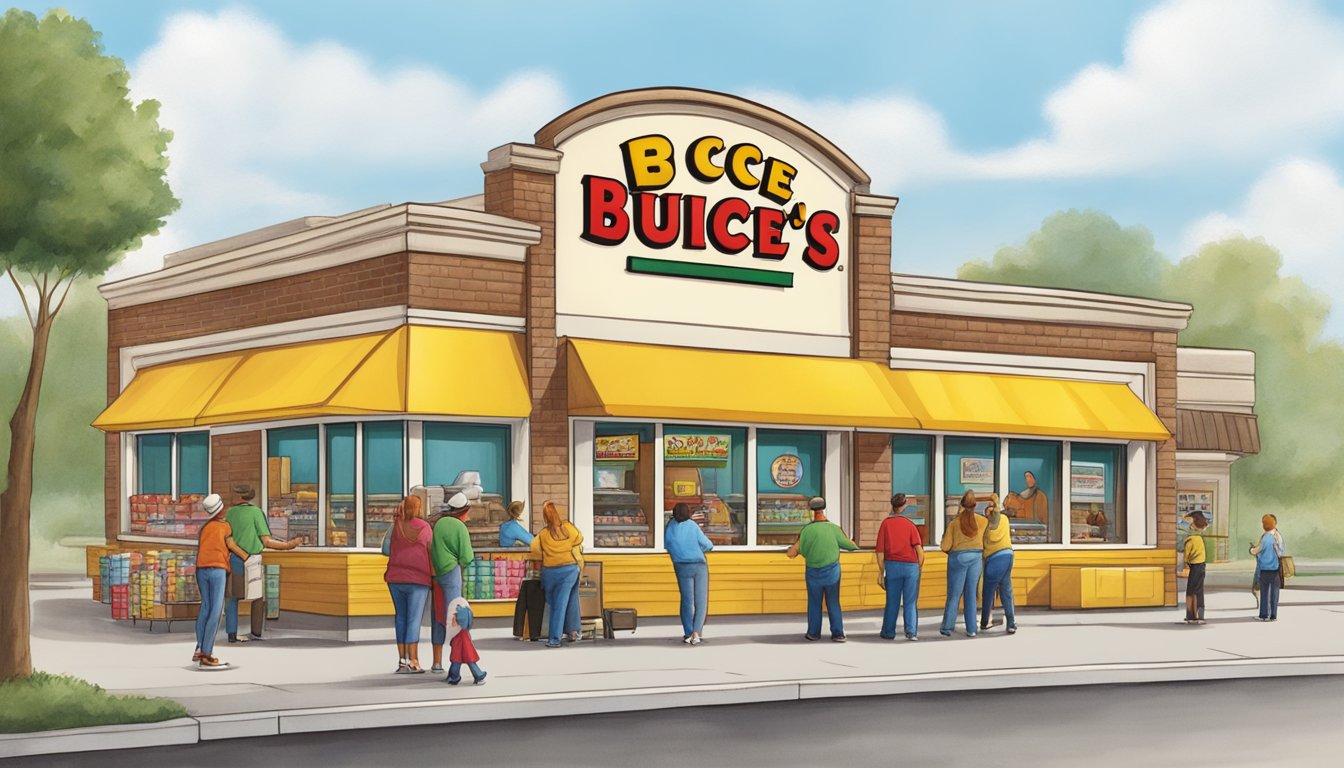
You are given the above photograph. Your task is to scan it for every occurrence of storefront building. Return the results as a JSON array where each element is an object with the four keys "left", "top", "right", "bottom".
[{"left": 92, "top": 88, "right": 1248, "bottom": 629}]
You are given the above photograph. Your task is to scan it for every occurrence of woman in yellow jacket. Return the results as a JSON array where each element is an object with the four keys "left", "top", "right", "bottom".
[
  {"left": 940, "top": 490, "right": 989, "bottom": 637},
  {"left": 529, "top": 501, "right": 585, "bottom": 648},
  {"left": 979, "top": 495, "right": 1017, "bottom": 634}
]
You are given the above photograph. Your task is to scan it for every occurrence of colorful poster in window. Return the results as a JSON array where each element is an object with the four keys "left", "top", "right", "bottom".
[
  {"left": 770, "top": 454, "right": 803, "bottom": 488},
  {"left": 595, "top": 434, "right": 639, "bottom": 461},
  {"left": 1071, "top": 462, "right": 1107, "bottom": 501},
  {"left": 663, "top": 433, "right": 731, "bottom": 461},
  {"left": 959, "top": 457, "right": 994, "bottom": 485}
]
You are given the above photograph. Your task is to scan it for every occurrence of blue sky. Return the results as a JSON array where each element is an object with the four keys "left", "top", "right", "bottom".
[{"left": 9, "top": 0, "right": 1344, "bottom": 338}]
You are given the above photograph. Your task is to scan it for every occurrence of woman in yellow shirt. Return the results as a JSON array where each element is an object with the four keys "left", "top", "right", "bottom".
[
  {"left": 980, "top": 495, "right": 1017, "bottom": 635},
  {"left": 529, "top": 501, "right": 585, "bottom": 647},
  {"left": 940, "top": 490, "right": 989, "bottom": 637}
]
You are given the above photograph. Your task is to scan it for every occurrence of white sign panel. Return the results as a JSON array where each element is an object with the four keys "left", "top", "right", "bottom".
[{"left": 554, "top": 113, "right": 852, "bottom": 356}]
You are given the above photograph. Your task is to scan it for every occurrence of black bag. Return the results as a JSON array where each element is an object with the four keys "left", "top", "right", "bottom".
[
  {"left": 512, "top": 578, "right": 545, "bottom": 641},
  {"left": 602, "top": 607, "right": 638, "bottom": 638}
]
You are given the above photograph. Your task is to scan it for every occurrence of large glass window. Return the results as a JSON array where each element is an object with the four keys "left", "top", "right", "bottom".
[
  {"left": 130, "top": 431, "right": 210, "bottom": 538},
  {"left": 326, "top": 423, "right": 357, "bottom": 547},
  {"left": 424, "top": 423, "right": 512, "bottom": 549},
  {"left": 136, "top": 434, "right": 173, "bottom": 495},
  {"left": 1006, "top": 440, "right": 1062, "bottom": 544},
  {"left": 592, "top": 423, "right": 655, "bottom": 548},
  {"left": 267, "top": 425, "right": 320, "bottom": 547},
  {"left": 944, "top": 437, "right": 998, "bottom": 530},
  {"left": 756, "top": 430, "right": 825, "bottom": 546},
  {"left": 363, "top": 421, "right": 405, "bottom": 547},
  {"left": 1072, "top": 444, "right": 1126, "bottom": 545},
  {"left": 176, "top": 432, "right": 210, "bottom": 496},
  {"left": 891, "top": 435, "right": 933, "bottom": 545},
  {"left": 663, "top": 426, "right": 747, "bottom": 546}
]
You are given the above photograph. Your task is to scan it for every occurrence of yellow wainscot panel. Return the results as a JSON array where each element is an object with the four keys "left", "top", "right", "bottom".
[{"left": 1091, "top": 568, "right": 1128, "bottom": 607}]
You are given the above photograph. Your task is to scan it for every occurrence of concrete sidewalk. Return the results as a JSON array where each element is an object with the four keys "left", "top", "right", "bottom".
[{"left": 10, "top": 570, "right": 1344, "bottom": 757}]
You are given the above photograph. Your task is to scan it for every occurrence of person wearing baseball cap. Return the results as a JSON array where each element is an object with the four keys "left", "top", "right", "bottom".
[
  {"left": 1182, "top": 510, "right": 1210, "bottom": 624},
  {"left": 786, "top": 497, "right": 858, "bottom": 642},
  {"left": 193, "top": 494, "right": 248, "bottom": 668},
  {"left": 224, "top": 484, "right": 297, "bottom": 643},
  {"left": 429, "top": 492, "right": 475, "bottom": 673}
]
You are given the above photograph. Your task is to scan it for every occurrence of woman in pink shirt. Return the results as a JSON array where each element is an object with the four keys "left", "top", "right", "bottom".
[{"left": 384, "top": 495, "right": 432, "bottom": 673}]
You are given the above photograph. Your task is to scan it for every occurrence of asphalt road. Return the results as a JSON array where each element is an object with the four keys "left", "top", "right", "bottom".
[{"left": 13, "top": 674, "right": 1338, "bottom": 768}]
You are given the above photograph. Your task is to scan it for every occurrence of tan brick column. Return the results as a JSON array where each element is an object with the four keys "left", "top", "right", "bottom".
[
  {"left": 1153, "top": 330, "right": 1180, "bottom": 604},
  {"left": 851, "top": 193, "right": 899, "bottom": 544},
  {"left": 212, "top": 432, "right": 262, "bottom": 501},
  {"left": 482, "top": 144, "right": 564, "bottom": 530}
]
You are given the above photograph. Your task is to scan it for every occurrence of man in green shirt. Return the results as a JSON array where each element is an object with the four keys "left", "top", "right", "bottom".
[
  {"left": 224, "top": 484, "right": 296, "bottom": 643},
  {"left": 430, "top": 492, "right": 475, "bottom": 672},
  {"left": 787, "top": 497, "right": 858, "bottom": 642}
]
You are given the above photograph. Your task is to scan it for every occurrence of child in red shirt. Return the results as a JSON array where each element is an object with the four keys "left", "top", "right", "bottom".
[{"left": 446, "top": 597, "right": 486, "bottom": 685}]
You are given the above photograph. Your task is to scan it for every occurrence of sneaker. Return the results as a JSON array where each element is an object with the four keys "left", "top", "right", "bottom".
[
  {"left": 247, "top": 634, "right": 264, "bottom": 642},
  {"left": 804, "top": 634, "right": 820, "bottom": 641},
  {"left": 690, "top": 636, "right": 702, "bottom": 646},
  {"left": 683, "top": 636, "right": 693, "bottom": 644},
  {"left": 1196, "top": 620, "right": 1207, "bottom": 625},
  {"left": 966, "top": 632, "right": 977, "bottom": 638},
  {"left": 905, "top": 634, "right": 918, "bottom": 642},
  {"left": 473, "top": 672, "right": 488, "bottom": 685},
  {"left": 431, "top": 663, "right": 445, "bottom": 672},
  {"left": 832, "top": 635, "right": 847, "bottom": 643},
  {"left": 1006, "top": 626, "right": 1017, "bottom": 635},
  {"left": 198, "top": 656, "right": 228, "bottom": 668},
  {"left": 227, "top": 633, "right": 247, "bottom": 644},
  {"left": 545, "top": 642, "right": 562, "bottom": 648},
  {"left": 445, "top": 676, "right": 461, "bottom": 685},
  {"left": 939, "top": 630, "right": 952, "bottom": 637},
  {"left": 879, "top": 633, "right": 896, "bottom": 640}
]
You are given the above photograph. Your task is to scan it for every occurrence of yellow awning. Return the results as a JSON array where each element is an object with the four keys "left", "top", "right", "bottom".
[
  {"left": 93, "top": 326, "right": 531, "bottom": 432},
  {"left": 568, "top": 339, "right": 920, "bottom": 429},
  {"left": 883, "top": 369, "right": 1171, "bottom": 441}
]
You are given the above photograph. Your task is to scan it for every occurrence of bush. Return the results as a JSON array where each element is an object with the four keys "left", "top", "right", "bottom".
[{"left": 0, "top": 671, "right": 188, "bottom": 733}]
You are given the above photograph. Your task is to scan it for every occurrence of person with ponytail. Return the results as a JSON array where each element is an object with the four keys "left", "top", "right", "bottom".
[
  {"left": 939, "top": 489, "right": 989, "bottom": 637},
  {"left": 979, "top": 494, "right": 1017, "bottom": 635},
  {"left": 383, "top": 494, "right": 432, "bottom": 673},
  {"left": 529, "top": 501, "right": 585, "bottom": 647}
]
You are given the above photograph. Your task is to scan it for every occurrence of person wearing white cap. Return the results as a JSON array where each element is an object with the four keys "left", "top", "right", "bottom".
[
  {"left": 429, "top": 492, "right": 475, "bottom": 672},
  {"left": 192, "top": 494, "right": 248, "bottom": 668}
]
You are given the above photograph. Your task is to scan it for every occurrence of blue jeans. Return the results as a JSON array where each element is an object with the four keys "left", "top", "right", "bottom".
[
  {"left": 224, "top": 553, "right": 265, "bottom": 637},
  {"left": 1259, "top": 568, "right": 1281, "bottom": 619},
  {"left": 981, "top": 550, "right": 1016, "bottom": 629},
  {"left": 541, "top": 564, "right": 580, "bottom": 644},
  {"left": 388, "top": 583, "right": 430, "bottom": 645},
  {"left": 805, "top": 561, "right": 844, "bottom": 638},
  {"left": 194, "top": 567, "right": 226, "bottom": 656},
  {"left": 942, "top": 549, "right": 983, "bottom": 634},
  {"left": 673, "top": 561, "right": 710, "bottom": 637},
  {"left": 880, "top": 561, "right": 920, "bottom": 638},
  {"left": 448, "top": 661, "right": 484, "bottom": 683},
  {"left": 431, "top": 567, "right": 463, "bottom": 646}
]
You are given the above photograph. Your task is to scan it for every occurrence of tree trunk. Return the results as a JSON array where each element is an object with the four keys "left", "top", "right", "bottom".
[{"left": 0, "top": 307, "right": 54, "bottom": 681}]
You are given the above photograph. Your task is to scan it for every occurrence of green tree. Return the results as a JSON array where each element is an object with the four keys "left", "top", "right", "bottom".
[{"left": 0, "top": 10, "right": 177, "bottom": 680}]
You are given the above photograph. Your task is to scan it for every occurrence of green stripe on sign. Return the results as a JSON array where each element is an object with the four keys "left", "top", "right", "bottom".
[{"left": 625, "top": 256, "right": 794, "bottom": 288}]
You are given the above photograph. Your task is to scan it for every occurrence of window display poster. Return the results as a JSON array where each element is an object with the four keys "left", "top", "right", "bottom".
[
  {"left": 959, "top": 457, "right": 994, "bottom": 486},
  {"left": 770, "top": 454, "right": 802, "bottom": 488},
  {"left": 1071, "top": 462, "right": 1106, "bottom": 501},
  {"left": 664, "top": 433, "right": 731, "bottom": 461},
  {"left": 595, "top": 434, "right": 639, "bottom": 461}
]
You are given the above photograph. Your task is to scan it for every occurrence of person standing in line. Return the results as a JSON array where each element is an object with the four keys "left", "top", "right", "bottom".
[
  {"left": 980, "top": 494, "right": 1017, "bottom": 635},
  {"left": 193, "top": 494, "right": 248, "bottom": 668},
  {"left": 875, "top": 493, "right": 924, "bottom": 641},
  {"left": 665, "top": 502, "right": 714, "bottom": 645},
  {"left": 529, "top": 501, "right": 585, "bottom": 648},
  {"left": 940, "top": 490, "right": 988, "bottom": 638},
  {"left": 444, "top": 597, "right": 487, "bottom": 686},
  {"left": 224, "top": 485, "right": 296, "bottom": 644},
  {"left": 384, "top": 495, "right": 432, "bottom": 673},
  {"left": 1250, "top": 521, "right": 1284, "bottom": 608},
  {"left": 787, "top": 497, "right": 859, "bottom": 642},
  {"left": 498, "top": 500, "right": 535, "bottom": 548},
  {"left": 430, "top": 492, "right": 475, "bottom": 672},
  {"left": 1182, "top": 511, "right": 1210, "bottom": 625},
  {"left": 1252, "top": 513, "right": 1285, "bottom": 621}
]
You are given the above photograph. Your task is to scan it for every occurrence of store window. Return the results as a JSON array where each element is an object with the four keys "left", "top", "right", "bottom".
[
  {"left": 424, "top": 422, "right": 511, "bottom": 549},
  {"left": 891, "top": 435, "right": 933, "bottom": 545},
  {"left": 1006, "top": 440, "right": 1062, "bottom": 544},
  {"left": 267, "top": 426, "right": 319, "bottom": 546},
  {"left": 663, "top": 426, "right": 747, "bottom": 546},
  {"left": 326, "top": 424, "right": 357, "bottom": 547},
  {"left": 944, "top": 437, "right": 998, "bottom": 530},
  {"left": 1072, "top": 443, "right": 1127, "bottom": 545},
  {"left": 592, "top": 423, "right": 655, "bottom": 548},
  {"left": 756, "top": 430, "right": 825, "bottom": 546},
  {"left": 363, "top": 421, "right": 405, "bottom": 547},
  {"left": 129, "top": 431, "right": 211, "bottom": 538}
]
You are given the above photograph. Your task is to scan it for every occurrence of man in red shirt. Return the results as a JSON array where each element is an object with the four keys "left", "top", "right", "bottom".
[{"left": 876, "top": 493, "right": 925, "bottom": 640}]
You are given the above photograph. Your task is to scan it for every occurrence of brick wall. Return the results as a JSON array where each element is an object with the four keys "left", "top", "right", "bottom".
[
  {"left": 1154, "top": 331, "right": 1178, "bottom": 605},
  {"left": 407, "top": 252, "right": 525, "bottom": 316},
  {"left": 212, "top": 431, "right": 262, "bottom": 502},
  {"left": 854, "top": 432, "right": 892, "bottom": 547},
  {"left": 485, "top": 164, "right": 564, "bottom": 530},
  {"left": 852, "top": 215, "right": 893, "bottom": 364}
]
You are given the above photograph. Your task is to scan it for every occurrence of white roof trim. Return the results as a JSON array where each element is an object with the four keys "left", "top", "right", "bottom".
[
  {"left": 892, "top": 274, "right": 1192, "bottom": 332},
  {"left": 100, "top": 203, "right": 541, "bottom": 310}
]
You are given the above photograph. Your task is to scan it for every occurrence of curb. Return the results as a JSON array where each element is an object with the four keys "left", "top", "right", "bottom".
[{"left": 6, "top": 656, "right": 1344, "bottom": 759}]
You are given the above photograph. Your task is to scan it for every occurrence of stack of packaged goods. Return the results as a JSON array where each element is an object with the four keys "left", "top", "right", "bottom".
[
  {"left": 111, "top": 584, "right": 130, "bottom": 620},
  {"left": 266, "top": 489, "right": 319, "bottom": 546},
  {"left": 265, "top": 564, "right": 281, "bottom": 619},
  {"left": 492, "top": 558, "right": 524, "bottom": 600},
  {"left": 127, "top": 494, "right": 209, "bottom": 538},
  {"left": 98, "top": 556, "right": 111, "bottom": 604},
  {"left": 466, "top": 558, "right": 496, "bottom": 601}
]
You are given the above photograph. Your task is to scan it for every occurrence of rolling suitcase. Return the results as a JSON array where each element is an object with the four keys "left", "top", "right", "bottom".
[{"left": 513, "top": 578, "right": 545, "bottom": 641}]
